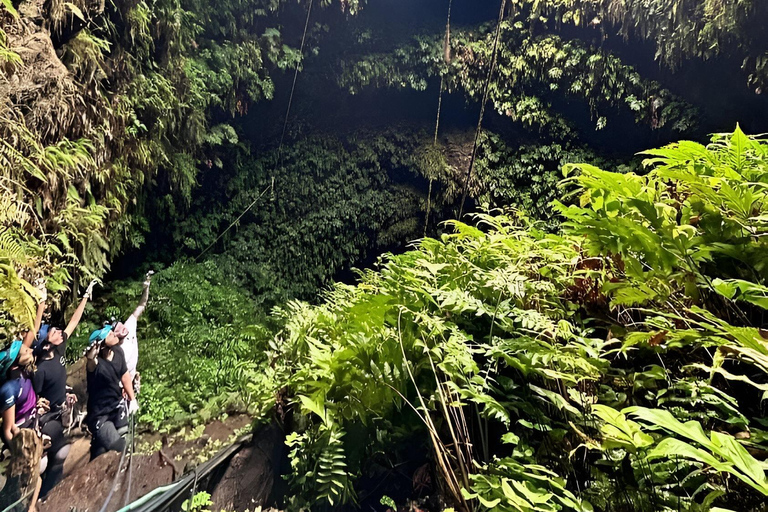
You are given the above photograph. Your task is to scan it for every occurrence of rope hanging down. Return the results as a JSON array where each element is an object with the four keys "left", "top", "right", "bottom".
[
  {"left": 424, "top": 0, "right": 453, "bottom": 237},
  {"left": 195, "top": 0, "right": 315, "bottom": 262},
  {"left": 458, "top": 0, "right": 507, "bottom": 219}
]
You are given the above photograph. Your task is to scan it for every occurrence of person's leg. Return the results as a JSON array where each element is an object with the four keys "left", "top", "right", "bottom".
[
  {"left": 95, "top": 420, "right": 125, "bottom": 454},
  {"left": 40, "top": 419, "right": 68, "bottom": 497},
  {"left": 88, "top": 417, "right": 109, "bottom": 460}
]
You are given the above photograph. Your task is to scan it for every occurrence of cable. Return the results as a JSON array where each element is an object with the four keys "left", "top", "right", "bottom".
[
  {"left": 98, "top": 432, "right": 129, "bottom": 512},
  {"left": 277, "top": 0, "right": 315, "bottom": 170},
  {"left": 123, "top": 414, "right": 135, "bottom": 507},
  {"left": 424, "top": 0, "right": 453, "bottom": 237},
  {"left": 195, "top": 0, "right": 315, "bottom": 262},
  {"left": 1, "top": 488, "right": 35, "bottom": 512},
  {"left": 458, "top": 0, "right": 507, "bottom": 218}
]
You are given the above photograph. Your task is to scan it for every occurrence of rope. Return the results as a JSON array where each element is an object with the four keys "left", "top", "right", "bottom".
[
  {"left": 424, "top": 0, "right": 453, "bottom": 237},
  {"left": 0, "top": 488, "right": 34, "bottom": 512},
  {"left": 458, "top": 0, "right": 507, "bottom": 219},
  {"left": 195, "top": 0, "right": 315, "bottom": 262},
  {"left": 123, "top": 414, "right": 136, "bottom": 507},
  {"left": 277, "top": 0, "right": 314, "bottom": 170},
  {"left": 98, "top": 429, "right": 129, "bottom": 512}
]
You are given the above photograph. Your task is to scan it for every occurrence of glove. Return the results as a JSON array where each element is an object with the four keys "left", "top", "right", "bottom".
[
  {"left": 128, "top": 399, "right": 139, "bottom": 416},
  {"left": 84, "top": 279, "right": 98, "bottom": 299},
  {"left": 143, "top": 270, "right": 154, "bottom": 287}
]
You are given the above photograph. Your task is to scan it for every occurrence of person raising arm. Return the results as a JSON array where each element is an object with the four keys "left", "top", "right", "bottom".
[{"left": 113, "top": 271, "right": 152, "bottom": 391}]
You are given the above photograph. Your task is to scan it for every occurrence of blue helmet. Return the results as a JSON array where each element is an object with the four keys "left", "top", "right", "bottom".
[
  {"left": 0, "top": 340, "right": 23, "bottom": 378},
  {"left": 88, "top": 325, "right": 113, "bottom": 346}
]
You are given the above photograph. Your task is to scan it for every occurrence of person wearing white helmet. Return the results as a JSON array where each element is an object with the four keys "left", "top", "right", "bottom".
[{"left": 112, "top": 271, "right": 152, "bottom": 393}]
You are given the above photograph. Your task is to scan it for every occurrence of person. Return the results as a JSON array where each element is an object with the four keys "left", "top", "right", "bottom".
[
  {"left": 0, "top": 341, "right": 40, "bottom": 447},
  {"left": 1, "top": 281, "right": 49, "bottom": 445},
  {"left": 0, "top": 282, "right": 53, "bottom": 512},
  {"left": 113, "top": 271, "right": 153, "bottom": 392},
  {"left": 85, "top": 325, "right": 138, "bottom": 460},
  {"left": 32, "top": 279, "right": 96, "bottom": 498}
]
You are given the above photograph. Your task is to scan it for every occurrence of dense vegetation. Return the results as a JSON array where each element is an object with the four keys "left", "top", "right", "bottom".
[
  {"left": 270, "top": 128, "right": 768, "bottom": 511},
  {"left": 4, "top": 0, "right": 768, "bottom": 510}
]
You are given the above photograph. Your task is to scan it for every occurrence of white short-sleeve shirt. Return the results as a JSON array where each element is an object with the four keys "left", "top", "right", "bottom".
[{"left": 122, "top": 314, "right": 139, "bottom": 378}]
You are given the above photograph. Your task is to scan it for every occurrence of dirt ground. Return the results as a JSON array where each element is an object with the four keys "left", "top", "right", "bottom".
[{"left": 38, "top": 414, "right": 252, "bottom": 512}]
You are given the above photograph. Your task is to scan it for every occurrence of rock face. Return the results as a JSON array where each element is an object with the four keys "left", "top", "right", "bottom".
[
  {"left": 209, "top": 422, "right": 285, "bottom": 511},
  {"left": 1, "top": 0, "right": 108, "bottom": 148}
]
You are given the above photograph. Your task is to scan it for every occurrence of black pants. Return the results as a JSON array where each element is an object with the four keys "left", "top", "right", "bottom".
[
  {"left": 39, "top": 415, "right": 69, "bottom": 498},
  {"left": 89, "top": 403, "right": 128, "bottom": 460}
]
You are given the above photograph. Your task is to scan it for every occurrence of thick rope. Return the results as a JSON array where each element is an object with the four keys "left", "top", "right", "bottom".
[
  {"left": 458, "top": 0, "right": 507, "bottom": 218},
  {"left": 195, "top": 0, "right": 314, "bottom": 261}
]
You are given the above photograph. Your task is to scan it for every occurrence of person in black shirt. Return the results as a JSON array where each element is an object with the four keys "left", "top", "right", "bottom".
[
  {"left": 33, "top": 280, "right": 95, "bottom": 498},
  {"left": 86, "top": 325, "right": 137, "bottom": 460}
]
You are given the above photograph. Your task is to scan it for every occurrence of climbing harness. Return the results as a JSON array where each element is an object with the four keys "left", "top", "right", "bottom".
[
  {"left": 195, "top": 0, "right": 315, "bottom": 262},
  {"left": 458, "top": 0, "right": 507, "bottom": 218}
]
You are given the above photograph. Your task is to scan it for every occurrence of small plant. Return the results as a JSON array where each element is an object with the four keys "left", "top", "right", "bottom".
[{"left": 182, "top": 491, "right": 213, "bottom": 512}]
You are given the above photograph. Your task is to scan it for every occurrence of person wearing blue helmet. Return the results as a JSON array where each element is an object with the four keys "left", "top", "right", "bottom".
[
  {"left": 0, "top": 340, "right": 39, "bottom": 447},
  {"left": 0, "top": 279, "right": 50, "bottom": 447},
  {"left": 85, "top": 323, "right": 137, "bottom": 460}
]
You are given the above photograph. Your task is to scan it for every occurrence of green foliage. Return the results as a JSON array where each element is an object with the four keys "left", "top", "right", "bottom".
[
  {"left": 267, "top": 128, "right": 768, "bottom": 512},
  {"left": 78, "top": 261, "right": 274, "bottom": 429},
  {"left": 474, "top": 132, "right": 635, "bottom": 225},
  {"left": 526, "top": 0, "right": 768, "bottom": 89},
  {"left": 556, "top": 125, "right": 768, "bottom": 311},
  {"left": 181, "top": 491, "right": 214, "bottom": 512},
  {"left": 0, "top": 0, "right": 363, "bottom": 329},
  {"left": 338, "top": 19, "right": 697, "bottom": 136},
  {"left": 173, "top": 131, "right": 429, "bottom": 303}
]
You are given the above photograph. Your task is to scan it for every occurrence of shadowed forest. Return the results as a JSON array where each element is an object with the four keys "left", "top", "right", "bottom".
[{"left": 3, "top": 0, "right": 768, "bottom": 511}]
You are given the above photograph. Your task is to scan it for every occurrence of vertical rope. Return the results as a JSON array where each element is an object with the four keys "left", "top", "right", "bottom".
[
  {"left": 424, "top": 0, "right": 453, "bottom": 237},
  {"left": 458, "top": 0, "right": 507, "bottom": 219},
  {"left": 277, "top": 0, "right": 315, "bottom": 170},
  {"left": 194, "top": 0, "right": 314, "bottom": 262}
]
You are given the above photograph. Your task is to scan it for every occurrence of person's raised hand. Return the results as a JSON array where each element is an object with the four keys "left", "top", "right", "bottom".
[
  {"left": 84, "top": 341, "right": 100, "bottom": 360},
  {"left": 143, "top": 270, "right": 154, "bottom": 287},
  {"left": 35, "top": 278, "right": 47, "bottom": 304},
  {"left": 84, "top": 279, "right": 99, "bottom": 299}
]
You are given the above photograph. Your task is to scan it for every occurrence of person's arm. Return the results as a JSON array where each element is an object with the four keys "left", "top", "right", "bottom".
[
  {"left": 2, "top": 406, "right": 17, "bottom": 445},
  {"left": 65, "top": 279, "right": 97, "bottom": 337},
  {"left": 121, "top": 372, "right": 135, "bottom": 403},
  {"left": 85, "top": 343, "right": 99, "bottom": 372},
  {"left": 22, "top": 283, "right": 47, "bottom": 347},
  {"left": 22, "top": 301, "right": 46, "bottom": 348},
  {"left": 132, "top": 272, "right": 153, "bottom": 320}
]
